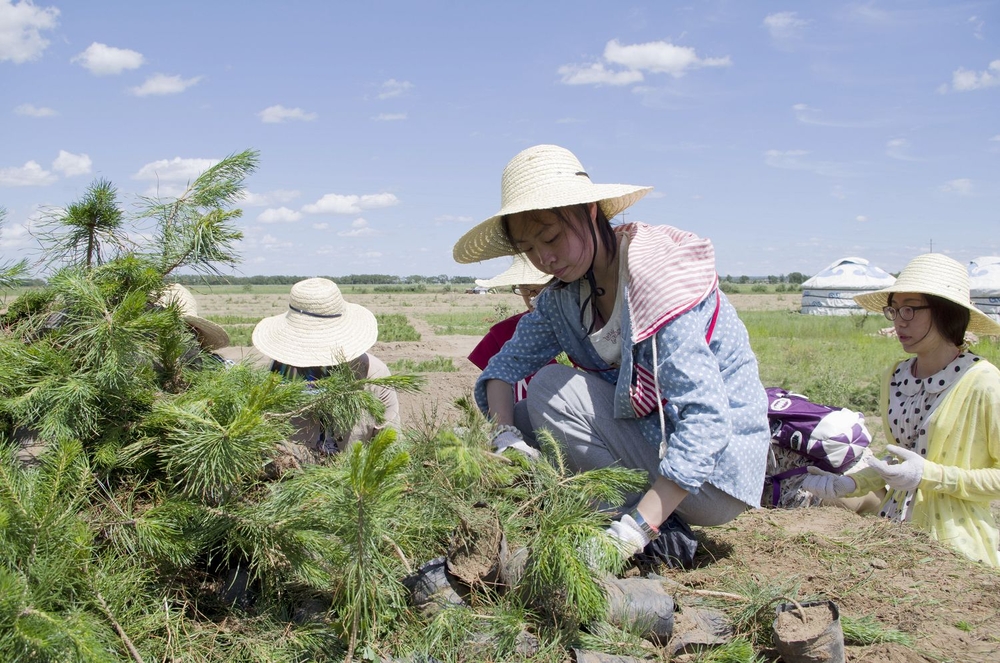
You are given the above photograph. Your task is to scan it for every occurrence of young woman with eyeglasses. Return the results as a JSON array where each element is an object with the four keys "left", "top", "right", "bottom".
[{"left": 803, "top": 253, "right": 1000, "bottom": 566}]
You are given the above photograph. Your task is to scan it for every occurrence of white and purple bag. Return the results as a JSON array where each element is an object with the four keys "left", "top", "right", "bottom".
[{"left": 763, "top": 387, "right": 872, "bottom": 507}]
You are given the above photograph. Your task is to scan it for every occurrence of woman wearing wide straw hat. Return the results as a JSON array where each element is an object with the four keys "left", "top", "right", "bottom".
[
  {"left": 803, "top": 253, "right": 1000, "bottom": 566},
  {"left": 157, "top": 283, "right": 231, "bottom": 367},
  {"left": 453, "top": 144, "right": 770, "bottom": 559},
  {"left": 252, "top": 278, "right": 399, "bottom": 458}
]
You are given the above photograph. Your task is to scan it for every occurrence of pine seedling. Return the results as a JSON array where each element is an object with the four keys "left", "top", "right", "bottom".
[
  {"left": 140, "top": 149, "right": 259, "bottom": 277},
  {"left": 512, "top": 429, "right": 648, "bottom": 629},
  {"left": 0, "top": 208, "right": 28, "bottom": 289},
  {"left": 332, "top": 430, "right": 412, "bottom": 658},
  {"left": 35, "top": 178, "right": 130, "bottom": 270}
]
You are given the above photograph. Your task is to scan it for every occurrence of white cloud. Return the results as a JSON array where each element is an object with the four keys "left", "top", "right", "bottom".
[
  {"left": 129, "top": 73, "right": 203, "bottom": 97},
  {"left": 338, "top": 218, "right": 376, "bottom": 237},
  {"left": 558, "top": 62, "right": 645, "bottom": 86},
  {"left": 312, "top": 222, "right": 328, "bottom": 230},
  {"left": 0, "top": 160, "right": 56, "bottom": 186},
  {"left": 991, "top": 135, "right": 1000, "bottom": 141},
  {"left": 14, "top": 102, "right": 56, "bottom": 117},
  {"left": 239, "top": 189, "right": 300, "bottom": 207},
  {"left": 969, "top": 15, "right": 984, "bottom": 40},
  {"left": 434, "top": 214, "right": 474, "bottom": 224},
  {"left": 856, "top": 215, "right": 868, "bottom": 223},
  {"left": 372, "top": 112, "right": 407, "bottom": 121},
  {"left": 791, "top": 103, "right": 884, "bottom": 129},
  {"left": 0, "top": 0, "right": 59, "bottom": 63},
  {"left": 52, "top": 150, "right": 92, "bottom": 176},
  {"left": 257, "top": 207, "right": 301, "bottom": 224},
  {"left": 763, "top": 12, "right": 809, "bottom": 40},
  {"left": 258, "top": 104, "right": 318, "bottom": 123},
  {"left": 559, "top": 39, "right": 729, "bottom": 87},
  {"left": 946, "top": 60, "right": 1000, "bottom": 92},
  {"left": 556, "top": 117, "right": 584, "bottom": 124},
  {"left": 71, "top": 42, "right": 144, "bottom": 75},
  {"left": 260, "top": 233, "right": 293, "bottom": 250},
  {"left": 604, "top": 39, "right": 731, "bottom": 76},
  {"left": 378, "top": 79, "right": 413, "bottom": 99},
  {"left": 133, "top": 157, "right": 218, "bottom": 182},
  {"left": 940, "top": 178, "right": 973, "bottom": 195},
  {"left": 763, "top": 149, "right": 852, "bottom": 177},
  {"left": 0, "top": 223, "right": 31, "bottom": 249},
  {"left": 301, "top": 192, "right": 400, "bottom": 214},
  {"left": 885, "top": 138, "right": 919, "bottom": 161}
]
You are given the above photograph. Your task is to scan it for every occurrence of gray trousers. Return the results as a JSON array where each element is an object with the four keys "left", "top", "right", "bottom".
[{"left": 514, "top": 364, "right": 746, "bottom": 527}]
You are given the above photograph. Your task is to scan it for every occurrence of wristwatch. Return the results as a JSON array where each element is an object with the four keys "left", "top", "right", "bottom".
[{"left": 629, "top": 508, "right": 660, "bottom": 539}]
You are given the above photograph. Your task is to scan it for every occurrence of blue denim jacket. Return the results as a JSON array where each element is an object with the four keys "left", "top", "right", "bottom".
[{"left": 475, "top": 280, "right": 769, "bottom": 507}]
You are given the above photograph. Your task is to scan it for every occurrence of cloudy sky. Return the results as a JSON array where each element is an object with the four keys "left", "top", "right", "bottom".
[{"left": 2, "top": 0, "right": 998, "bottom": 280}]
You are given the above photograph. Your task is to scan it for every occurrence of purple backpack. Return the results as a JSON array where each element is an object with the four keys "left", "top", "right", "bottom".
[{"left": 764, "top": 388, "right": 872, "bottom": 506}]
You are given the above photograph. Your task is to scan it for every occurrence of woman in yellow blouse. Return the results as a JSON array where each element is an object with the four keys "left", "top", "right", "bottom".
[{"left": 803, "top": 253, "right": 1000, "bottom": 566}]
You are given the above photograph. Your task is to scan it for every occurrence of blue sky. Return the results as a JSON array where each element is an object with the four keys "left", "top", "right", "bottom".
[{"left": 2, "top": 0, "right": 998, "bottom": 281}]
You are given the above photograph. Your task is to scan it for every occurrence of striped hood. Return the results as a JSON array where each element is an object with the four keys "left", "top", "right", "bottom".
[{"left": 619, "top": 223, "right": 719, "bottom": 343}]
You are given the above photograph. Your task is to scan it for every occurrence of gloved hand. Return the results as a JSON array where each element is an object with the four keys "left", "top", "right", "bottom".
[
  {"left": 605, "top": 513, "right": 653, "bottom": 558},
  {"left": 490, "top": 425, "right": 540, "bottom": 460},
  {"left": 802, "top": 466, "right": 857, "bottom": 499},
  {"left": 868, "top": 445, "right": 925, "bottom": 492}
]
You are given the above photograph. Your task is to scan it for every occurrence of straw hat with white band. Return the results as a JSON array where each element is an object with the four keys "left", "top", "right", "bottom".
[
  {"left": 252, "top": 278, "right": 378, "bottom": 367},
  {"left": 158, "top": 284, "right": 230, "bottom": 351},
  {"left": 453, "top": 144, "right": 653, "bottom": 264},
  {"left": 475, "top": 256, "right": 552, "bottom": 289},
  {"left": 853, "top": 253, "right": 1000, "bottom": 337}
]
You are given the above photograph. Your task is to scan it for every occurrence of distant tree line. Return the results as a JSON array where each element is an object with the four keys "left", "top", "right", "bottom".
[
  {"left": 164, "top": 273, "right": 478, "bottom": 286},
  {"left": 721, "top": 272, "right": 806, "bottom": 285}
]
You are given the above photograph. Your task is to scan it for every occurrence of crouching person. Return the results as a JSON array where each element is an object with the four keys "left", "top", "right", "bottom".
[{"left": 252, "top": 278, "right": 399, "bottom": 465}]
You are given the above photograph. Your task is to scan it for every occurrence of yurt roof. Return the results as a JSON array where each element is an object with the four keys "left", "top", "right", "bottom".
[
  {"left": 969, "top": 256, "right": 1000, "bottom": 297},
  {"left": 801, "top": 256, "right": 896, "bottom": 290}
]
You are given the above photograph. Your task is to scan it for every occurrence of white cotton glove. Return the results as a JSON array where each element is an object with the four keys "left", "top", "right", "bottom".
[
  {"left": 605, "top": 513, "right": 653, "bottom": 558},
  {"left": 490, "top": 425, "right": 540, "bottom": 460},
  {"left": 867, "top": 445, "right": 925, "bottom": 492},
  {"left": 802, "top": 466, "right": 857, "bottom": 499}
]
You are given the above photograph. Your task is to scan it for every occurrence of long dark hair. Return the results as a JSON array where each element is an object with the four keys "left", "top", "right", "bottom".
[{"left": 501, "top": 203, "right": 618, "bottom": 332}]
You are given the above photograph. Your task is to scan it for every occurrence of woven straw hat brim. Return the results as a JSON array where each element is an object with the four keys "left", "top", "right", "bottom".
[
  {"left": 453, "top": 184, "right": 651, "bottom": 264},
  {"left": 183, "top": 316, "right": 230, "bottom": 351},
  {"left": 475, "top": 257, "right": 552, "bottom": 289},
  {"left": 158, "top": 284, "right": 230, "bottom": 350},
  {"left": 251, "top": 302, "right": 378, "bottom": 367},
  {"left": 853, "top": 254, "right": 1000, "bottom": 337}
]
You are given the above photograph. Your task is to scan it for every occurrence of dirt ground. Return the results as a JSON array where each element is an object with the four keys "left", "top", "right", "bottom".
[
  {"left": 205, "top": 290, "right": 801, "bottom": 426},
  {"left": 202, "top": 290, "right": 1000, "bottom": 661}
]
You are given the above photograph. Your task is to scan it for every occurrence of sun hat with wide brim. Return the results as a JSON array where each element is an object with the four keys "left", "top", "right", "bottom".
[
  {"left": 158, "top": 284, "right": 230, "bottom": 351},
  {"left": 474, "top": 256, "right": 552, "bottom": 289},
  {"left": 252, "top": 278, "right": 378, "bottom": 367},
  {"left": 452, "top": 144, "right": 653, "bottom": 264},
  {"left": 853, "top": 253, "right": 1000, "bottom": 337}
]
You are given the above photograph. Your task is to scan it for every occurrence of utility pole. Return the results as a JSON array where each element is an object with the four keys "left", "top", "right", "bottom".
[{"left": 930, "top": 239, "right": 933, "bottom": 253}]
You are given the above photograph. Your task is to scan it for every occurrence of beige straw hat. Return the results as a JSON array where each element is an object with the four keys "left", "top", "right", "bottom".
[
  {"left": 854, "top": 253, "right": 1000, "bottom": 337},
  {"left": 158, "top": 284, "right": 230, "bottom": 350},
  {"left": 475, "top": 256, "right": 552, "bottom": 289},
  {"left": 452, "top": 144, "right": 652, "bottom": 264},
  {"left": 252, "top": 278, "right": 378, "bottom": 367}
]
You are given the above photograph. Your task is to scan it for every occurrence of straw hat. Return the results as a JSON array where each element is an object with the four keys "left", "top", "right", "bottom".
[
  {"left": 158, "top": 284, "right": 230, "bottom": 350},
  {"left": 853, "top": 253, "right": 1000, "bottom": 337},
  {"left": 252, "top": 278, "right": 378, "bottom": 367},
  {"left": 474, "top": 256, "right": 552, "bottom": 289},
  {"left": 452, "top": 144, "right": 652, "bottom": 264}
]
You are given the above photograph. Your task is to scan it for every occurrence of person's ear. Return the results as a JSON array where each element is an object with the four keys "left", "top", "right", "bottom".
[{"left": 587, "top": 202, "right": 598, "bottom": 222}]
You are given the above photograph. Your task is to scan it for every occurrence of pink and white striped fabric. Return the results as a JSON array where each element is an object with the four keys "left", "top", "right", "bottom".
[{"left": 619, "top": 223, "right": 719, "bottom": 343}]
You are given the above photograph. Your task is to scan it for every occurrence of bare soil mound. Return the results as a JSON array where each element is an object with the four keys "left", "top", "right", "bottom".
[{"left": 678, "top": 507, "right": 1000, "bottom": 662}]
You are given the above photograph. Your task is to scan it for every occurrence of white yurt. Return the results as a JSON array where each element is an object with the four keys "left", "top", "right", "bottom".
[
  {"left": 968, "top": 256, "right": 1000, "bottom": 323},
  {"left": 800, "top": 257, "right": 896, "bottom": 316}
]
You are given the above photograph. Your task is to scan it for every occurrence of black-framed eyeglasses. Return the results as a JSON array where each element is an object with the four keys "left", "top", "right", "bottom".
[
  {"left": 883, "top": 305, "right": 931, "bottom": 321},
  {"left": 512, "top": 285, "right": 542, "bottom": 297}
]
